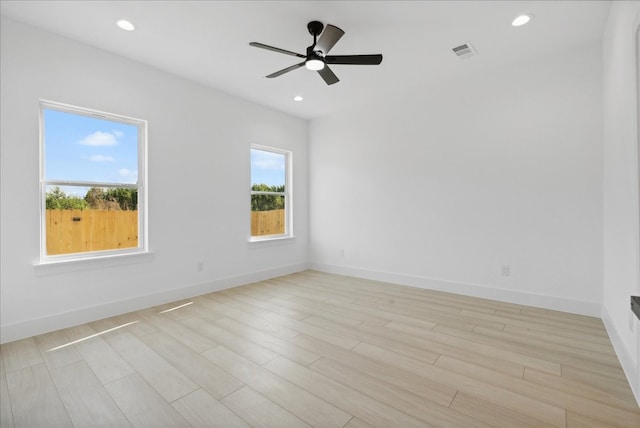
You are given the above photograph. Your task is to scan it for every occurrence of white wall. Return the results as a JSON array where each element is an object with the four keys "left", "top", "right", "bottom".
[
  {"left": 0, "top": 17, "right": 309, "bottom": 343},
  {"left": 601, "top": 1, "right": 640, "bottom": 404},
  {"left": 309, "top": 42, "right": 603, "bottom": 316}
]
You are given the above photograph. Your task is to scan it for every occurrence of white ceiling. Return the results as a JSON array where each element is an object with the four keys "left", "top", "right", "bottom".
[{"left": 0, "top": 1, "right": 611, "bottom": 120}]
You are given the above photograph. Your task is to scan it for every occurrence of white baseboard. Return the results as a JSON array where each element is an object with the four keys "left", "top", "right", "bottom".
[
  {"left": 309, "top": 263, "right": 602, "bottom": 317},
  {"left": 602, "top": 304, "right": 640, "bottom": 407},
  {"left": 0, "top": 262, "right": 308, "bottom": 344}
]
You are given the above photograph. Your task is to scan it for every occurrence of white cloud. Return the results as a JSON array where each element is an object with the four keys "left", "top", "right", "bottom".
[
  {"left": 118, "top": 168, "right": 138, "bottom": 181},
  {"left": 78, "top": 131, "right": 118, "bottom": 146},
  {"left": 88, "top": 154, "right": 115, "bottom": 162},
  {"left": 112, "top": 130, "right": 124, "bottom": 138}
]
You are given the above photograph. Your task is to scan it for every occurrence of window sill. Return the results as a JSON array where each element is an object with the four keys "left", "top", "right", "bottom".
[
  {"left": 33, "top": 251, "right": 154, "bottom": 276},
  {"left": 249, "top": 235, "right": 295, "bottom": 245}
]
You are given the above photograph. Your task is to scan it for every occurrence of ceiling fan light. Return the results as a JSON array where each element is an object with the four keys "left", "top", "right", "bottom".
[{"left": 305, "top": 59, "right": 325, "bottom": 71}]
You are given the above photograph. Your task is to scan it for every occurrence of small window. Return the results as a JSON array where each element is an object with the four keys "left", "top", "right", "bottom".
[
  {"left": 250, "top": 146, "right": 291, "bottom": 240},
  {"left": 40, "top": 101, "right": 147, "bottom": 260}
]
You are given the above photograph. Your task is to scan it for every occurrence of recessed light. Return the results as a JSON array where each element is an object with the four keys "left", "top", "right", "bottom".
[
  {"left": 293, "top": 96, "right": 303, "bottom": 102},
  {"left": 512, "top": 14, "right": 532, "bottom": 27},
  {"left": 116, "top": 19, "right": 135, "bottom": 31}
]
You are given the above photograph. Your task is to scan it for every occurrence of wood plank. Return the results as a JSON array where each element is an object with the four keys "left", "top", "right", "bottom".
[
  {"left": 202, "top": 345, "right": 352, "bottom": 428},
  {"left": 0, "top": 350, "right": 15, "bottom": 428},
  {"left": 344, "top": 417, "right": 375, "bottom": 428},
  {"left": 202, "top": 292, "right": 265, "bottom": 314},
  {"left": 211, "top": 316, "right": 320, "bottom": 366},
  {"left": 33, "top": 330, "right": 84, "bottom": 370},
  {"left": 172, "top": 388, "right": 250, "bottom": 428},
  {"left": 105, "top": 332, "right": 199, "bottom": 402},
  {"left": 317, "top": 317, "right": 523, "bottom": 377},
  {"left": 561, "top": 364, "right": 638, "bottom": 403},
  {"left": 140, "top": 311, "right": 218, "bottom": 354},
  {"left": 369, "top": 297, "right": 506, "bottom": 331},
  {"left": 85, "top": 311, "right": 157, "bottom": 341},
  {"left": 309, "top": 356, "right": 493, "bottom": 427},
  {"left": 450, "top": 392, "right": 558, "bottom": 428},
  {"left": 260, "top": 311, "right": 361, "bottom": 349},
  {"left": 473, "top": 325, "right": 622, "bottom": 368},
  {"left": 241, "top": 282, "right": 368, "bottom": 327},
  {"left": 64, "top": 325, "right": 135, "bottom": 385},
  {"left": 302, "top": 314, "right": 441, "bottom": 365},
  {"left": 460, "top": 309, "right": 609, "bottom": 338},
  {"left": 221, "top": 386, "right": 311, "bottom": 428},
  {"left": 494, "top": 308, "right": 605, "bottom": 331},
  {"left": 502, "top": 323, "right": 617, "bottom": 354},
  {"left": 435, "top": 355, "right": 640, "bottom": 427},
  {"left": 1, "top": 337, "right": 43, "bottom": 373},
  {"left": 273, "top": 276, "right": 439, "bottom": 329},
  {"left": 194, "top": 297, "right": 301, "bottom": 340},
  {"left": 5, "top": 363, "right": 73, "bottom": 427},
  {"left": 264, "top": 356, "right": 428, "bottom": 428},
  {"left": 220, "top": 289, "right": 311, "bottom": 320},
  {"left": 566, "top": 411, "right": 622, "bottom": 428},
  {"left": 524, "top": 367, "right": 639, "bottom": 411},
  {"left": 257, "top": 281, "right": 391, "bottom": 326},
  {"left": 291, "top": 334, "right": 456, "bottom": 406},
  {"left": 179, "top": 315, "right": 279, "bottom": 365},
  {"left": 138, "top": 333, "right": 243, "bottom": 400},
  {"left": 380, "top": 319, "right": 561, "bottom": 375},
  {"left": 49, "top": 360, "right": 131, "bottom": 427},
  {"left": 356, "top": 343, "right": 566, "bottom": 427},
  {"left": 103, "top": 373, "right": 188, "bottom": 427}
]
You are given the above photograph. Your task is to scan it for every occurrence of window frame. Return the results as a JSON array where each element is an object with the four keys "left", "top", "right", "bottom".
[
  {"left": 249, "top": 144, "right": 293, "bottom": 242},
  {"left": 39, "top": 100, "right": 148, "bottom": 263}
]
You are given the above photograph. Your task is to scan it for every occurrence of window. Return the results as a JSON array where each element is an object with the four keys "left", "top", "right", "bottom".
[
  {"left": 40, "top": 101, "right": 147, "bottom": 260},
  {"left": 250, "top": 145, "right": 291, "bottom": 240}
]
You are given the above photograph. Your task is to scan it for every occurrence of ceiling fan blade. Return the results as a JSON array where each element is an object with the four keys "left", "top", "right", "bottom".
[
  {"left": 250, "top": 42, "right": 305, "bottom": 58},
  {"left": 266, "top": 62, "right": 306, "bottom": 78},
  {"left": 317, "top": 65, "right": 339, "bottom": 85},
  {"left": 313, "top": 24, "right": 344, "bottom": 54},
  {"left": 325, "top": 54, "right": 383, "bottom": 65}
]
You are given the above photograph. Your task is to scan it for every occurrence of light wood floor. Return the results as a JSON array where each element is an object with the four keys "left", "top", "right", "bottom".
[{"left": 1, "top": 270, "right": 639, "bottom": 427}]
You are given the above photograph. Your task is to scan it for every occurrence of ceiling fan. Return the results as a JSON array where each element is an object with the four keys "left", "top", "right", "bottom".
[{"left": 249, "top": 21, "right": 383, "bottom": 85}]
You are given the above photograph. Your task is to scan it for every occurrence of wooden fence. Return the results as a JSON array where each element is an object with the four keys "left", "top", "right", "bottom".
[
  {"left": 46, "top": 209, "right": 138, "bottom": 255},
  {"left": 46, "top": 208, "right": 285, "bottom": 255},
  {"left": 251, "top": 209, "right": 285, "bottom": 236},
  {"left": 46, "top": 209, "right": 285, "bottom": 256}
]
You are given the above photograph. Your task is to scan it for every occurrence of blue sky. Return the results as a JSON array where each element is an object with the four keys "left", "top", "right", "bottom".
[
  {"left": 251, "top": 149, "right": 285, "bottom": 187},
  {"left": 45, "top": 109, "right": 284, "bottom": 196},
  {"left": 44, "top": 109, "right": 139, "bottom": 193}
]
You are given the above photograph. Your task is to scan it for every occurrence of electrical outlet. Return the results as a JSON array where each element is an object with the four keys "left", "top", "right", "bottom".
[
  {"left": 501, "top": 265, "right": 510, "bottom": 276},
  {"left": 197, "top": 261, "right": 204, "bottom": 272},
  {"left": 339, "top": 249, "right": 345, "bottom": 257}
]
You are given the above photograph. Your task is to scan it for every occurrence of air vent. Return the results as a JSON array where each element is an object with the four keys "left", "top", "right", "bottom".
[{"left": 452, "top": 42, "right": 477, "bottom": 59}]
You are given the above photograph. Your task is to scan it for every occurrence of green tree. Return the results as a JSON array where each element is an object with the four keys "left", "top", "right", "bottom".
[
  {"left": 46, "top": 187, "right": 89, "bottom": 210},
  {"left": 84, "top": 187, "right": 106, "bottom": 208},
  {"left": 84, "top": 187, "right": 137, "bottom": 210},
  {"left": 251, "top": 184, "right": 285, "bottom": 211},
  {"left": 105, "top": 188, "right": 137, "bottom": 211}
]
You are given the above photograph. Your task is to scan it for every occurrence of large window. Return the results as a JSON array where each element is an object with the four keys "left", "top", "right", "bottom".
[
  {"left": 250, "top": 145, "right": 291, "bottom": 240},
  {"left": 40, "top": 101, "right": 147, "bottom": 260}
]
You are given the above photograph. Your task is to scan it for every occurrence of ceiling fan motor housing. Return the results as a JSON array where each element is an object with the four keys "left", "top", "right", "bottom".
[
  {"left": 307, "top": 21, "right": 324, "bottom": 37},
  {"left": 306, "top": 46, "right": 324, "bottom": 60}
]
